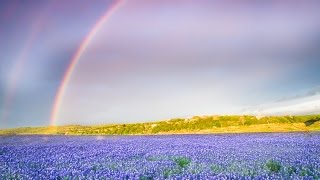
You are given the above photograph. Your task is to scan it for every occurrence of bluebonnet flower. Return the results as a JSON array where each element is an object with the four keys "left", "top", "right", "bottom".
[{"left": 0, "top": 133, "right": 319, "bottom": 179}]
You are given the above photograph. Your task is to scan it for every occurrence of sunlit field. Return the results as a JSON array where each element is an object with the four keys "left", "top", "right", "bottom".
[{"left": 1, "top": 133, "right": 319, "bottom": 179}]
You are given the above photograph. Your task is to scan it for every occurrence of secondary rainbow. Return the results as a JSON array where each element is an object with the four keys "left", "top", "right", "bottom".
[
  {"left": 1, "top": 3, "right": 53, "bottom": 126},
  {"left": 50, "top": 0, "right": 124, "bottom": 126}
]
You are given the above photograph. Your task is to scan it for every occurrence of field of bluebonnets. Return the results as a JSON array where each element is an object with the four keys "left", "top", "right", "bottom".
[{"left": 1, "top": 133, "right": 320, "bottom": 179}]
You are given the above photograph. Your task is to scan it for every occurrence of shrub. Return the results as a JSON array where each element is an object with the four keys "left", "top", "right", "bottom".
[
  {"left": 266, "top": 160, "right": 281, "bottom": 173},
  {"left": 174, "top": 157, "right": 191, "bottom": 168},
  {"left": 213, "top": 120, "right": 221, "bottom": 127}
]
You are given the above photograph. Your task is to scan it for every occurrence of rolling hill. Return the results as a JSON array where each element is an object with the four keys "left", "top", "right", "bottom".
[{"left": 0, "top": 115, "right": 319, "bottom": 135}]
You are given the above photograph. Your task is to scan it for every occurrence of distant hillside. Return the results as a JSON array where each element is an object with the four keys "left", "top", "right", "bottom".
[{"left": 1, "top": 115, "right": 319, "bottom": 135}]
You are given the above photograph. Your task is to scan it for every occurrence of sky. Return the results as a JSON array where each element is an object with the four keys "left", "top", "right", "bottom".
[{"left": 0, "top": 0, "right": 320, "bottom": 128}]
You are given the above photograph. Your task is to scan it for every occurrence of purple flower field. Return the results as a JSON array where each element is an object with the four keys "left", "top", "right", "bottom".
[{"left": 1, "top": 133, "right": 320, "bottom": 179}]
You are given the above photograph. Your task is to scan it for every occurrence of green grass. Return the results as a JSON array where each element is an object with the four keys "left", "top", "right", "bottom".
[
  {"left": 265, "top": 160, "right": 281, "bottom": 173},
  {"left": 174, "top": 157, "right": 191, "bottom": 168}
]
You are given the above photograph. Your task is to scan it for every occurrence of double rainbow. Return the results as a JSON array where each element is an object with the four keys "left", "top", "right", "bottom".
[{"left": 50, "top": 0, "right": 124, "bottom": 126}]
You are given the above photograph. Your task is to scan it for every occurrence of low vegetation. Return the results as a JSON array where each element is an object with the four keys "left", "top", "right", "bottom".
[
  {"left": 174, "top": 157, "right": 191, "bottom": 168},
  {"left": 265, "top": 160, "right": 282, "bottom": 173},
  {"left": 0, "top": 115, "right": 319, "bottom": 135}
]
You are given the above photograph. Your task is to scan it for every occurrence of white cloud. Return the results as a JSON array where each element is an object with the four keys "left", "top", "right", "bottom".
[{"left": 243, "top": 94, "right": 320, "bottom": 116}]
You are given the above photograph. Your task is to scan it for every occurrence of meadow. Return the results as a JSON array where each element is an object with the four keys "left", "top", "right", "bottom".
[{"left": 1, "top": 133, "right": 320, "bottom": 179}]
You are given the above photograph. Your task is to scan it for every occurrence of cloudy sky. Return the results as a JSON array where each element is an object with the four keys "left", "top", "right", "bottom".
[{"left": 0, "top": 0, "right": 320, "bottom": 128}]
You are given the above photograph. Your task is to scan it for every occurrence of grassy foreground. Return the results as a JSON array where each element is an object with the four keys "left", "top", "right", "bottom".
[{"left": 1, "top": 115, "right": 319, "bottom": 135}]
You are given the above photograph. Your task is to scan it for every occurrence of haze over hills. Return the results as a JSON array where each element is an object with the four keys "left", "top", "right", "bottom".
[
  {"left": 242, "top": 93, "right": 320, "bottom": 116},
  {"left": 1, "top": 115, "right": 319, "bottom": 135}
]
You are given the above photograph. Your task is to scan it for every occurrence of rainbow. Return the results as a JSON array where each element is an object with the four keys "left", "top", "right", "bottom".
[
  {"left": 1, "top": 31, "right": 37, "bottom": 125},
  {"left": 1, "top": 2, "right": 53, "bottom": 126},
  {"left": 50, "top": 0, "right": 124, "bottom": 126}
]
